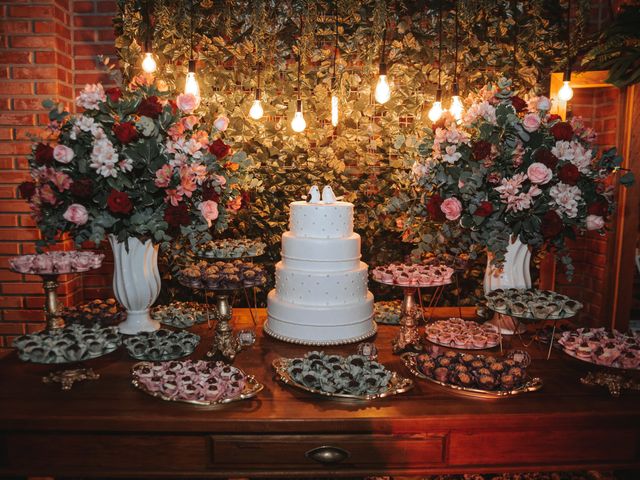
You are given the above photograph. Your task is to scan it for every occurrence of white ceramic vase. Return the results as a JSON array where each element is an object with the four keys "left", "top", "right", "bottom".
[{"left": 109, "top": 235, "right": 161, "bottom": 335}]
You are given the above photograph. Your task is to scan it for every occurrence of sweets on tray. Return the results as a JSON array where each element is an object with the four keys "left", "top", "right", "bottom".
[
  {"left": 124, "top": 329, "right": 200, "bottom": 361},
  {"left": 178, "top": 260, "right": 267, "bottom": 290},
  {"left": 152, "top": 301, "right": 208, "bottom": 329},
  {"left": 9, "top": 251, "right": 104, "bottom": 274},
  {"left": 374, "top": 300, "right": 403, "bottom": 325},
  {"left": 61, "top": 298, "right": 124, "bottom": 326},
  {"left": 425, "top": 317, "right": 500, "bottom": 349},
  {"left": 194, "top": 238, "right": 266, "bottom": 259},
  {"left": 485, "top": 288, "right": 582, "bottom": 319},
  {"left": 558, "top": 328, "right": 640, "bottom": 370},
  {"left": 371, "top": 263, "right": 454, "bottom": 286}
]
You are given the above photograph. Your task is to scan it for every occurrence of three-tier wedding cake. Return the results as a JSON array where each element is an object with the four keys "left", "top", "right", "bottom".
[{"left": 264, "top": 187, "right": 376, "bottom": 345}]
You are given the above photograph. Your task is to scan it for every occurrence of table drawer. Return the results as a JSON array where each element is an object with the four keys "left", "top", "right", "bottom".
[{"left": 210, "top": 433, "right": 446, "bottom": 470}]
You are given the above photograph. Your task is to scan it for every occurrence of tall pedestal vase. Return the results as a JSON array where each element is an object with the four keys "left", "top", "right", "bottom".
[
  {"left": 484, "top": 236, "right": 531, "bottom": 333},
  {"left": 109, "top": 235, "right": 161, "bottom": 335}
]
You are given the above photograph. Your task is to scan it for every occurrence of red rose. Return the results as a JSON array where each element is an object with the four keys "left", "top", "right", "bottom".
[
  {"left": 472, "top": 140, "right": 492, "bottom": 160},
  {"left": 113, "top": 122, "right": 139, "bottom": 144},
  {"left": 557, "top": 163, "right": 580, "bottom": 185},
  {"left": 511, "top": 95, "right": 527, "bottom": 112},
  {"left": 168, "top": 100, "right": 178, "bottom": 114},
  {"left": 202, "top": 182, "right": 221, "bottom": 202},
  {"left": 240, "top": 190, "right": 251, "bottom": 208},
  {"left": 534, "top": 148, "right": 559, "bottom": 170},
  {"left": 474, "top": 201, "right": 494, "bottom": 217},
  {"left": 163, "top": 203, "right": 190, "bottom": 228},
  {"left": 137, "top": 96, "right": 163, "bottom": 118},
  {"left": 70, "top": 178, "right": 93, "bottom": 199},
  {"left": 550, "top": 121, "right": 574, "bottom": 141},
  {"left": 426, "top": 193, "right": 445, "bottom": 221},
  {"left": 587, "top": 200, "right": 608, "bottom": 216},
  {"left": 18, "top": 181, "right": 36, "bottom": 199},
  {"left": 209, "top": 139, "right": 231, "bottom": 159},
  {"left": 105, "top": 87, "right": 122, "bottom": 102},
  {"left": 541, "top": 210, "right": 563, "bottom": 239},
  {"left": 107, "top": 189, "right": 133, "bottom": 215},
  {"left": 34, "top": 143, "right": 54, "bottom": 165},
  {"left": 547, "top": 114, "right": 562, "bottom": 123}
]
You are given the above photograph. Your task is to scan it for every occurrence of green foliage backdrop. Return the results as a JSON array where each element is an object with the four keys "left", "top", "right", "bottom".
[{"left": 114, "top": 0, "right": 589, "bottom": 304}]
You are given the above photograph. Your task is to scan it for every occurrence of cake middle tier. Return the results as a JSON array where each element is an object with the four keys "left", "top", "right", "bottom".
[
  {"left": 281, "top": 232, "right": 361, "bottom": 271},
  {"left": 274, "top": 261, "right": 370, "bottom": 306}
]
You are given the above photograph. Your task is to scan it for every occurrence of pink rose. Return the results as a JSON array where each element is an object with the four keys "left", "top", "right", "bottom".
[
  {"left": 63, "top": 203, "right": 89, "bottom": 225},
  {"left": 199, "top": 200, "right": 219, "bottom": 227},
  {"left": 53, "top": 145, "right": 74, "bottom": 164},
  {"left": 181, "top": 115, "right": 198, "bottom": 130},
  {"left": 526, "top": 162, "right": 552, "bottom": 185},
  {"left": 586, "top": 214, "right": 605, "bottom": 231},
  {"left": 440, "top": 197, "right": 462, "bottom": 221},
  {"left": 522, "top": 113, "right": 541, "bottom": 133},
  {"left": 213, "top": 115, "right": 229, "bottom": 132},
  {"left": 176, "top": 93, "right": 199, "bottom": 113}
]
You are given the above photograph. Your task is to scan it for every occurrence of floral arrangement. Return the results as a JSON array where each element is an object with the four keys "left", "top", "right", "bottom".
[
  {"left": 19, "top": 78, "right": 253, "bottom": 246},
  {"left": 395, "top": 78, "right": 633, "bottom": 276}
]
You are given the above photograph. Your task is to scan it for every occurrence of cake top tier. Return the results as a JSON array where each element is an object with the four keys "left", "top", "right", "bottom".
[{"left": 289, "top": 201, "right": 354, "bottom": 239}]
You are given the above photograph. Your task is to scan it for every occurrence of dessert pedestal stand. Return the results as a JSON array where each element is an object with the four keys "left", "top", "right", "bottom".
[
  {"left": 374, "top": 278, "right": 452, "bottom": 354},
  {"left": 43, "top": 367, "right": 100, "bottom": 391}
]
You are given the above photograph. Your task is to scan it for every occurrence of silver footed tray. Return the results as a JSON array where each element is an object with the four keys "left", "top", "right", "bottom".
[
  {"left": 273, "top": 352, "right": 414, "bottom": 400},
  {"left": 485, "top": 288, "right": 581, "bottom": 321},
  {"left": 152, "top": 301, "right": 208, "bottom": 329},
  {"left": 123, "top": 329, "right": 200, "bottom": 362},
  {"left": 131, "top": 360, "right": 264, "bottom": 406},
  {"left": 425, "top": 317, "right": 500, "bottom": 350},
  {"left": 193, "top": 238, "right": 266, "bottom": 259},
  {"left": 401, "top": 347, "right": 542, "bottom": 399}
]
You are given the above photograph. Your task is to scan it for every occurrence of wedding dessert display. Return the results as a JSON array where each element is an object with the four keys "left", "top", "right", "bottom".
[
  {"left": 264, "top": 186, "right": 376, "bottom": 345},
  {"left": 152, "top": 301, "right": 208, "bottom": 329},
  {"left": 178, "top": 259, "right": 267, "bottom": 290},
  {"left": 62, "top": 298, "right": 124, "bottom": 326},
  {"left": 194, "top": 238, "right": 266, "bottom": 259},
  {"left": 371, "top": 263, "right": 454, "bottom": 286},
  {"left": 403, "top": 346, "right": 542, "bottom": 398},
  {"left": 374, "top": 300, "right": 403, "bottom": 325},
  {"left": 485, "top": 288, "right": 582, "bottom": 320},
  {"left": 131, "top": 360, "right": 264, "bottom": 405},
  {"left": 273, "top": 351, "right": 414, "bottom": 400},
  {"left": 425, "top": 318, "right": 500, "bottom": 350},
  {"left": 12, "top": 325, "right": 121, "bottom": 364},
  {"left": 9, "top": 251, "right": 104, "bottom": 274},
  {"left": 558, "top": 328, "right": 640, "bottom": 370},
  {"left": 123, "top": 330, "right": 200, "bottom": 361}
]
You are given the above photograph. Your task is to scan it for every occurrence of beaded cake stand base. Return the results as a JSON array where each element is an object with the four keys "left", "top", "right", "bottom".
[{"left": 42, "top": 368, "right": 100, "bottom": 391}]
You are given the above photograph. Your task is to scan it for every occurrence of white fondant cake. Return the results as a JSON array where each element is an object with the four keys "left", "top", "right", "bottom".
[{"left": 265, "top": 199, "right": 376, "bottom": 345}]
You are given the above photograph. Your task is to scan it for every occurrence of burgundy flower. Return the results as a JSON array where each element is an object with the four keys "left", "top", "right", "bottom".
[
  {"left": 557, "top": 163, "right": 580, "bottom": 185},
  {"left": 587, "top": 200, "right": 608, "bottom": 216},
  {"left": 105, "top": 87, "right": 122, "bottom": 102},
  {"left": 107, "top": 189, "right": 133, "bottom": 215},
  {"left": 474, "top": 201, "right": 494, "bottom": 217},
  {"left": 240, "top": 190, "right": 251, "bottom": 208},
  {"left": 137, "top": 95, "right": 163, "bottom": 118},
  {"left": 426, "top": 193, "right": 445, "bottom": 221},
  {"left": 547, "top": 114, "right": 562, "bottom": 123},
  {"left": 209, "top": 139, "right": 231, "bottom": 159},
  {"left": 113, "top": 122, "right": 139, "bottom": 144},
  {"left": 511, "top": 95, "right": 527, "bottom": 112},
  {"left": 534, "top": 148, "right": 559, "bottom": 170},
  {"left": 17, "top": 181, "right": 36, "bottom": 199},
  {"left": 34, "top": 143, "right": 54, "bottom": 166},
  {"left": 70, "top": 178, "right": 93, "bottom": 199},
  {"left": 163, "top": 203, "right": 190, "bottom": 228},
  {"left": 472, "top": 140, "right": 492, "bottom": 160},
  {"left": 202, "top": 182, "right": 221, "bottom": 203},
  {"left": 550, "top": 121, "right": 574, "bottom": 141},
  {"left": 541, "top": 210, "right": 563, "bottom": 239}
]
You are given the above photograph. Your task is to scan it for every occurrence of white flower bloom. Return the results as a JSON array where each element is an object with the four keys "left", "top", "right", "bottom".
[
  {"left": 549, "top": 182, "right": 582, "bottom": 218},
  {"left": 97, "top": 162, "right": 118, "bottom": 178},
  {"left": 76, "top": 84, "right": 106, "bottom": 110},
  {"left": 89, "top": 138, "right": 119, "bottom": 178},
  {"left": 552, "top": 140, "right": 593, "bottom": 174},
  {"left": 442, "top": 145, "right": 462, "bottom": 164},
  {"left": 463, "top": 101, "right": 497, "bottom": 125},
  {"left": 119, "top": 157, "right": 133, "bottom": 172},
  {"left": 412, "top": 160, "right": 431, "bottom": 178},
  {"left": 137, "top": 116, "right": 156, "bottom": 136},
  {"left": 76, "top": 115, "right": 95, "bottom": 132}
]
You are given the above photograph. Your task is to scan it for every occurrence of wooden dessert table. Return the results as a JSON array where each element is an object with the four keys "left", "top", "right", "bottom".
[{"left": 0, "top": 308, "right": 638, "bottom": 478}]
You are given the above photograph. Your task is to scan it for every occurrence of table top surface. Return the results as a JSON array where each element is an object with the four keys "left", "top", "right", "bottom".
[{"left": 1, "top": 309, "right": 638, "bottom": 434}]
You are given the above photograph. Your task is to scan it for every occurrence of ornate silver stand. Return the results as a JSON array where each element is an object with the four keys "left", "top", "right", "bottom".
[
  {"left": 41, "top": 274, "right": 65, "bottom": 330},
  {"left": 206, "top": 294, "right": 242, "bottom": 361}
]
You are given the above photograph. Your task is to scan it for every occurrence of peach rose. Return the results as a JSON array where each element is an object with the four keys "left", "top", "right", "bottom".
[
  {"left": 213, "top": 115, "right": 229, "bottom": 132},
  {"left": 440, "top": 197, "right": 462, "bottom": 221},
  {"left": 63, "top": 203, "right": 89, "bottom": 225},
  {"left": 522, "top": 113, "right": 541, "bottom": 133},
  {"left": 181, "top": 115, "right": 198, "bottom": 130},
  {"left": 586, "top": 214, "right": 605, "bottom": 230},
  {"left": 176, "top": 93, "right": 199, "bottom": 113},
  {"left": 199, "top": 200, "right": 219, "bottom": 227},
  {"left": 526, "top": 162, "right": 552, "bottom": 184},
  {"left": 53, "top": 145, "right": 74, "bottom": 164}
]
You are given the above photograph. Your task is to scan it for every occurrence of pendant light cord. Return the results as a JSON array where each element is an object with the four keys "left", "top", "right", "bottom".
[
  {"left": 297, "top": 9, "right": 304, "bottom": 101},
  {"left": 437, "top": 1, "right": 443, "bottom": 94},
  {"left": 453, "top": 0, "right": 459, "bottom": 90},
  {"left": 190, "top": 0, "right": 194, "bottom": 60},
  {"left": 332, "top": 1, "right": 339, "bottom": 87},
  {"left": 511, "top": 0, "right": 518, "bottom": 79},
  {"left": 566, "top": 0, "right": 572, "bottom": 66}
]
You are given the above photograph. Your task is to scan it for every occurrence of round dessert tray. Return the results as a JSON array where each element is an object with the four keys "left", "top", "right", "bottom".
[
  {"left": 557, "top": 328, "right": 640, "bottom": 371},
  {"left": 425, "top": 318, "right": 501, "bottom": 350},
  {"left": 131, "top": 361, "right": 264, "bottom": 406},
  {"left": 373, "top": 300, "right": 402, "bottom": 325},
  {"left": 62, "top": 298, "right": 124, "bottom": 327},
  {"left": 272, "top": 357, "right": 414, "bottom": 401},
  {"left": 123, "top": 329, "right": 200, "bottom": 362},
  {"left": 193, "top": 239, "right": 266, "bottom": 261},
  {"left": 151, "top": 301, "right": 208, "bottom": 329}
]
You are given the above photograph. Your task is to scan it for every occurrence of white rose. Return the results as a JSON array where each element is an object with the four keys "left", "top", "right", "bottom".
[
  {"left": 53, "top": 145, "right": 74, "bottom": 164},
  {"left": 586, "top": 214, "right": 605, "bottom": 231}
]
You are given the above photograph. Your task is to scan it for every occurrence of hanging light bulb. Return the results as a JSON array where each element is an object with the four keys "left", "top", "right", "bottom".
[
  {"left": 449, "top": 82, "right": 463, "bottom": 121},
  {"left": 141, "top": 52, "right": 157, "bottom": 73},
  {"left": 140, "top": 4, "right": 156, "bottom": 73},
  {"left": 184, "top": 59, "right": 200, "bottom": 99},
  {"left": 249, "top": 98, "right": 264, "bottom": 120},
  {"left": 375, "top": 63, "right": 391, "bottom": 104},
  {"left": 428, "top": 88, "right": 443, "bottom": 122},
  {"left": 331, "top": 94, "right": 339, "bottom": 127},
  {"left": 558, "top": 66, "right": 573, "bottom": 102},
  {"left": 291, "top": 99, "right": 306, "bottom": 132}
]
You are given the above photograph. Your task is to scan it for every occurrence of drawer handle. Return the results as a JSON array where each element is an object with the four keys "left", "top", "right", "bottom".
[{"left": 305, "top": 445, "right": 350, "bottom": 465}]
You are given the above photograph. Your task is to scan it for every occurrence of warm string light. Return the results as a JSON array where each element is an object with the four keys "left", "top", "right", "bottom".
[
  {"left": 249, "top": 63, "right": 264, "bottom": 120},
  {"left": 330, "top": 3, "right": 340, "bottom": 127},
  {"left": 448, "top": 1, "right": 463, "bottom": 121},
  {"left": 184, "top": 0, "right": 200, "bottom": 103},
  {"left": 375, "top": 24, "right": 391, "bottom": 104},
  {"left": 559, "top": 0, "right": 574, "bottom": 102},
  {"left": 140, "top": 2, "right": 156, "bottom": 73},
  {"left": 429, "top": 3, "right": 444, "bottom": 122},
  {"left": 291, "top": 15, "right": 306, "bottom": 133}
]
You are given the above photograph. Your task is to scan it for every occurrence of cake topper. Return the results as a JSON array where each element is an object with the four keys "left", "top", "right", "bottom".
[
  {"left": 321, "top": 185, "right": 337, "bottom": 203},
  {"left": 305, "top": 185, "right": 321, "bottom": 203}
]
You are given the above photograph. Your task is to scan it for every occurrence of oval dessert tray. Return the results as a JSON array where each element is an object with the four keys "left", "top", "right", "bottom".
[
  {"left": 124, "top": 329, "right": 200, "bottom": 362},
  {"left": 485, "top": 288, "right": 581, "bottom": 321},
  {"left": 131, "top": 360, "right": 264, "bottom": 406},
  {"left": 425, "top": 318, "right": 500, "bottom": 350},
  {"left": 558, "top": 328, "right": 640, "bottom": 370},
  {"left": 193, "top": 238, "right": 267, "bottom": 260},
  {"left": 371, "top": 263, "right": 454, "bottom": 288},
  {"left": 273, "top": 355, "right": 414, "bottom": 401},
  {"left": 401, "top": 349, "right": 542, "bottom": 399},
  {"left": 12, "top": 324, "right": 121, "bottom": 364},
  {"left": 152, "top": 301, "right": 208, "bottom": 329},
  {"left": 9, "top": 251, "right": 104, "bottom": 275}
]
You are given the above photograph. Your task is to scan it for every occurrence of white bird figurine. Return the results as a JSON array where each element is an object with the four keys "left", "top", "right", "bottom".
[
  {"left": 305, "top": 185, "right": 321, "bottom": 203},
  {"left": 321, "top": 185, "right": 337, "bottom": 203}
]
